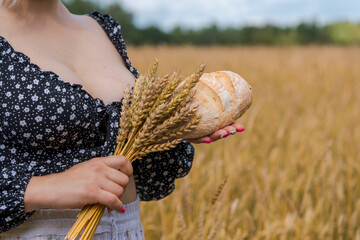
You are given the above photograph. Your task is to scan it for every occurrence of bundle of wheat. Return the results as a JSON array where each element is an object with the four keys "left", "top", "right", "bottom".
[{"left": 65, "top": 60, "right": 205, "bottom": 240}]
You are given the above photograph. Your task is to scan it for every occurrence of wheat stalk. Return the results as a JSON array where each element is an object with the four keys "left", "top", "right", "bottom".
[
  {"left": 201, "top": 177, "right": 228, "bottom": 240},
  {"left": 206, "top": 220, "right": 222, "bottom": 240},
  {"left": 197, "top": 212, "right": 205, "bottom": 240},
  {"left": 177, "top": 206, "right": 187, "bottom": 240}
]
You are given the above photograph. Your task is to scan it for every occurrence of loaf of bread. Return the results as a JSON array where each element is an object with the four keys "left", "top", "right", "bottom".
[{"left": 183, "top": 71, "right": 252, "bottom": 139}]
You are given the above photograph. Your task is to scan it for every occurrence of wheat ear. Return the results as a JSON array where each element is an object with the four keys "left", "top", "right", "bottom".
[
  {"left": 197, "top": 212, "right": 205, "bottom": 240},
  {"left": 177, "top": 206, "right": 187, "bottom": 240},
  {"left": 116, "top": 85, "right": 132, "bottom": 152},
  {"left": 202, "top": 177, "right": 228, "bottom": 240},
  {"left": 132, "top": 59, "right": 159, "bottom": 125},
  {"left": 130, "top": 139, "right": 182, "bottom": 160},
  {"left": 150, "top": 71, "right": 181, "bottom": 113},
  {"left": 206, "top": 220, "right": 222, "bottom": 240},
  {"left": 162, "top": 65, "right": 205, "bottom": 117}
]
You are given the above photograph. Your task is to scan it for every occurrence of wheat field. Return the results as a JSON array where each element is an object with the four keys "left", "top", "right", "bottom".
[{"left": 127, "top": 46, "right": 360, "bottom": 240}]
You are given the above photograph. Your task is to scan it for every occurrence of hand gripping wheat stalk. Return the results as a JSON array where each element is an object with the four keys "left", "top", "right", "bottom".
[{"left": 65, "top": 60, "right": 205, "bottom": 240}]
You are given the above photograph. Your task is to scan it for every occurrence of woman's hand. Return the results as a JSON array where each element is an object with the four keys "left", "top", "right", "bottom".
[
  {"left": 24, "top": 155, "right": 132, "bottom": 213},
  {"left": 186, "top": 123, "right": 245, "bottom": 144}
]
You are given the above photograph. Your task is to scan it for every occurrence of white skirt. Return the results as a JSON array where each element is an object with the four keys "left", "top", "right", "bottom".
[{"left": 0, "top": 196, "right": 145, "bottom": 240}]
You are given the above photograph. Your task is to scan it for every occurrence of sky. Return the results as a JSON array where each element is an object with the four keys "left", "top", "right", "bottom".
[{"left": 94, "top": 0, "right": 360, "bottom": 31}]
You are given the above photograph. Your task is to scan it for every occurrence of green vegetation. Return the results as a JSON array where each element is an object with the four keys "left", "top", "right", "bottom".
[{"left": 64, "top": 0, "right": 360, "bottom": 46}]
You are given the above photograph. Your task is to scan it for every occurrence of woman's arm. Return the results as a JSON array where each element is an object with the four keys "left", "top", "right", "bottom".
[
  {"left": 23, "top": 155, "right": 132, "bottom": 213},
  {"left": 0, "top": 154, "right": 132, "bottom": 233}
]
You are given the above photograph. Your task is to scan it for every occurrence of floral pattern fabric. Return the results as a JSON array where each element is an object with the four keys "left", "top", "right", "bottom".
[{"left": 0, "top": 11, "right": 194, "bottom": 233}]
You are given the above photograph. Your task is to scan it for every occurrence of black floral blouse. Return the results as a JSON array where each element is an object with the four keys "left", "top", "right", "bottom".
[{"left": 0, "top": 11, "right": 194, "bottom": 233}]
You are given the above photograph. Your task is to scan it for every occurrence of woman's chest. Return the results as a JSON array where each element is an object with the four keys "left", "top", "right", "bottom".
[
  {"left": 0, "top": 38, "right": 132, "bottom": 149},
  {"left": 12, "top": 34, "right": 135, "bottom": 105}
]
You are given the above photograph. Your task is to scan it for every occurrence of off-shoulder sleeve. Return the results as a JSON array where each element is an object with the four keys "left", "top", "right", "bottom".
[
  {"left": 0, "top": 147, "right": 34, "bottom": 232},
  {"left": 132, "top": 140, "right": 195, "bottom": 201}
]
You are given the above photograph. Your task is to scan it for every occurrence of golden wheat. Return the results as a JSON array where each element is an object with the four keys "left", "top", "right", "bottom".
[{"left": 128, "top": 46, "right": 360, "bottom": 240}]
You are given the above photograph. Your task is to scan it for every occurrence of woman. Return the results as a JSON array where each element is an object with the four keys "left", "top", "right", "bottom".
[{"left": 0, "top": 0, "right": 244, "bottom": 239}]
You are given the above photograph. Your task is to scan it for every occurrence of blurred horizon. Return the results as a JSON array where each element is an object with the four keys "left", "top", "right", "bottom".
[
  {"left": 89, "top": 0, "right": 360, "bottom": 31},
  {"left": 63, "top": 0, "right": 360, "bottom": 45}
]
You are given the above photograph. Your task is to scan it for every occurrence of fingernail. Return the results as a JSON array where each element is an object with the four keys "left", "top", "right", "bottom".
[
  {"left": 220, "top": 133, "right": 229, "bottom": 138},
  {"left": 230, "top": 130, "right": 236, "bottom": 135},
  {"left": 205, "top": 140, "right": 212, "bottom": 143},
  {"left": 237, "top": 128, "right": 245, "bottom": 132},
  {"left": 122, "top": 207, "right": 126, "bottom": 213}
]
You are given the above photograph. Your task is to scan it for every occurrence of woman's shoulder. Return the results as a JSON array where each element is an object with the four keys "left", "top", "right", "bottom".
[
  {"left": 74, "top": 10, "right": 122, "bottom": 36},
  {"left": 79, "top": 10, "right": 138, "bottom": 76}
]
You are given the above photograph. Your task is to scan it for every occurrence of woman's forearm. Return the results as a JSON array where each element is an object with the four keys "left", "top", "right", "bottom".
[{"left": 23, "top": 156, "right": 133, "bottom": 213}]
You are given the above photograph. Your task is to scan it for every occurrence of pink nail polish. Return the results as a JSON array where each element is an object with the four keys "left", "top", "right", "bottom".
[
  {"left": 122, "top": 207, "right": 126, "bottom": 213},
  {"left": 205, "top": 140, "right": 212, "bottom": 143},
  {"left": 237, "top": 128, "right": 245, "bottom": 132},
  {"left": 220, "top": 133, "right": 229, "bottom": 138}
]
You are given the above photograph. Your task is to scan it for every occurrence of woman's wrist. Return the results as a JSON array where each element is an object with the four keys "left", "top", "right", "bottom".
[{"left": 23, "top": 175, "right": 56, "bottom": 212}]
